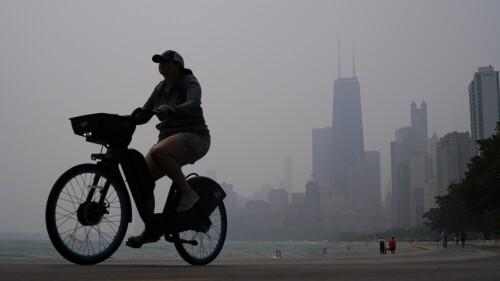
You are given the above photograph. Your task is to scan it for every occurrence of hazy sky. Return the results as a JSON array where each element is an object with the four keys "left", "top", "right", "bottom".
[{"left": 1, "top": 0, "right": 499, "bottom": 233}]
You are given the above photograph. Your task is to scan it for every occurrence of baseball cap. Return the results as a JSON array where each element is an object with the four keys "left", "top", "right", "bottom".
[{"left": 152, "top": 50, "right": 184, "bottom": 67}]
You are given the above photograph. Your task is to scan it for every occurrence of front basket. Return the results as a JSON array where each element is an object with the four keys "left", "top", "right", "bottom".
[{"left": 70, "top": 113, "right": 136, "bottom": 145}]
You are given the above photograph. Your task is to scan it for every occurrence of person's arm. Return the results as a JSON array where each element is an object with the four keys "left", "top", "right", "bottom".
[
  {"left": 131, "top": 92, "right": 155, "bottom": 125},
  {"left": 170, "top": 78, "right": 202, "bottom": 116}
]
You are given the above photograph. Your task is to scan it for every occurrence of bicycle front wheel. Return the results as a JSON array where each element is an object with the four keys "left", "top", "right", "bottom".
[
  {"left": 45, "top": 164, "right": 130, "bottom": 265},
  {"left": 174, "top": 202, "right": 227, "bottom": 265}
]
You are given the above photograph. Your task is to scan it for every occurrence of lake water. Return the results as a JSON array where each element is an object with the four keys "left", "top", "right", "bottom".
[{"left": 0, "top": 239, "right": 377, "bottom": 260}]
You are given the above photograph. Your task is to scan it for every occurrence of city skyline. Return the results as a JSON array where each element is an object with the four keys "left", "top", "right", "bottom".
[{"left": 1, "top": 1, "right": 500, "bottom": 234}]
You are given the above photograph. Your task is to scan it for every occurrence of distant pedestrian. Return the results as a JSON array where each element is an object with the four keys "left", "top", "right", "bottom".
[
  {"left": 460, "top": 230, "right": 467, "bottom": 248},
  {"left": 379, "top": 237, "right": 386, "bottom": 255},
  {"left": 441, "top": 229, "right": 448, "bottom": 248},
  {"left": 388, "top": 237, "right": 397, "bottom": 254}
]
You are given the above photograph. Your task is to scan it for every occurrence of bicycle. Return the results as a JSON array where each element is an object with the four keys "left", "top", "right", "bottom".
[{"left": 45, "top": 109, "right": 227, "bottom": 265}]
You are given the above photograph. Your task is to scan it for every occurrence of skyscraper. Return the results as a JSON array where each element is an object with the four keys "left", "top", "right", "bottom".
[
  {"left": 284, "top": 156, "right": 292, "bottom": 195},
  {"left": 330, "top": 76, "right": 365, "bottom": 197},
  {"left": 269, "top": 189, "right": 289, "bottom": 216},
  {"left": 423, "top": 179, "right": 438, "bottom": 213},
  {"left": 390, "top": 101, "right": 431, "bottom": 228},
  {"left": 428, "top": 132, "right": 439, "bottom": 177},
  {"left": 390, "top": 138, "right": 410, "bottom": 229},
  {"left": 409, "top": 153, "right": 431, "bottom": 226},
  {"left": 436, "top": 132, "right": 473, "bottom": 195},
  {"left": 364, "top": 151, "right": 381, "bottom": 215},
  {"left": 411, "top": 101, "right": 428, "bottom": 154},
  {"left": 469, "top": 65, "right": 500, "bottom": 155},
  {"left": 304, "top": 175, "right": 321, "bottom": 233},
  {"left": 312, "top": 127, "right": 332, "bottom": 199}
]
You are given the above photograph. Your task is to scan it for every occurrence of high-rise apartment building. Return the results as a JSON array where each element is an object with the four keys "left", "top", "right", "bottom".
[
  {"left": 428, "top": 133, "right": 439, "bottom": 177},
  {"left": 410, "top": 102, "right": 430, "bottom": 227},
  {"left": 252, "top": 185, "right": 273, "bottom": 202},
  {"left": 409, "top": 153, "right": 431, "bottom": 226},
  {"left": 469, "top": 65, "right": 500, "bottom": 155},
  {"left": 291, "top": 192, "right": 305, "bottom": 205},
  {"left": 331, "top": 76, "right": 365, "bottom": 197},
  {"left": 220, "top": 182, "right": 237, "bottom": 212},
  {"left": 391, "top": 101, "right": 430, "bottom": 229},
  {"left": 411, "top": 101, "right": 428, "bottom": 154},
  {"left": 423, "top": 179, "right": 438, "bottom": 213},
  {"left": 384, "top": 191, "right": 393, "bottom": 229},
  {"left": 347, "top": 164, "right": 372, "bottom": 216},
  {"left": 312, "top": 127, "right": 332, "bottom": 199},
  {"left": 268, "top": 189, "right": 289, "bottom": 216},
  {"left": 390, "top": 140, "right": 410, "bottom": 229},
  {"left": 244, "top": 200, "right": 270, "bottom": 231},
  {"left": 364, "top": 151, "right": 381, "bottom": 211},
  {"left": 283, "top": 156, "right": 293, "bottom": 195},
  {"left": 436, "top": 132, "right": 473, "bottom": 195},
  {"left": 304, "top": 175, "right": 321, "bottom": 233}
]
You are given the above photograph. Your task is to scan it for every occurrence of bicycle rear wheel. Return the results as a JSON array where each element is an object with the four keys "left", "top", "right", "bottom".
[
  {"left": 174, "top": 202, "right": 227, "bottom": 265},
  {"left": 45, "top": 164, "right": 130, "bottom": 265}
]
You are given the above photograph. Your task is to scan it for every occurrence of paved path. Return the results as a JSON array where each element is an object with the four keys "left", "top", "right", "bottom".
[{"left": 1, "top": 246, "right": 499, "bottom": 281}]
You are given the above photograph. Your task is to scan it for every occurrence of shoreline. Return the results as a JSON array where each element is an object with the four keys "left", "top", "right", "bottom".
[{"left": 0, "top": 246, "right": 499, "bottom": 281}]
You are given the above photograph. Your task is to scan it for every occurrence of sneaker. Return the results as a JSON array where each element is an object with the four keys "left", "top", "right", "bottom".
[
  {"left": 177, "top": 191, "right": 199, "bottom": 213},
  {"left": 126, "top": 229, "right": 160, "bottom": 248}
]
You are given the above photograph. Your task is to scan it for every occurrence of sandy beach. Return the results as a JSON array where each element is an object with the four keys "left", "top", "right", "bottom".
[{"left": 1, "top": 243, "right": 500, "bottom": 281}]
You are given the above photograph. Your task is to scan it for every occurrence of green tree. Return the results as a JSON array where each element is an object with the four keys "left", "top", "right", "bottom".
[
  {"left": 423, "top": 184, "right": 466, "bottom": 232},
  {"left": 424, "top": 122, "right": 500, "bottom": 239},
  {"left": 453, "top": 123, "right": 500, "bottom": 236}
]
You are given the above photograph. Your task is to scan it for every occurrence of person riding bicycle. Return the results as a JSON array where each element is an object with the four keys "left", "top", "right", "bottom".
[{"left": 128, "top": 50, "right": 211, "bottom": 246}]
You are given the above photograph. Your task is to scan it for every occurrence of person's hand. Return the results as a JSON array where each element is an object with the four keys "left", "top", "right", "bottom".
[{"left": 157, "top": 104, "right": 174, "bottom": 119}]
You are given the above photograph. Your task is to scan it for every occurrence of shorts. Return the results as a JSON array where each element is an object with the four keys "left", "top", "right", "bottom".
[{"left": 176, "top": 132, "right": 211, "bottom": 164}]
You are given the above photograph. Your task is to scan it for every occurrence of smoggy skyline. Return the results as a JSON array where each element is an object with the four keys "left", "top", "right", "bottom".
[{"left": 1, "top": 0, "right": 500, "bottom": 233}]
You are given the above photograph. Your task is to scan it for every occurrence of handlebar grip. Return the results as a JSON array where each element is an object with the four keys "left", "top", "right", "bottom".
[
  {"left": 143, "top": 108, "right": 159, "bottom": 115},
  {"left": 131, "top": 107, "right": 159, "bottom": 117}
]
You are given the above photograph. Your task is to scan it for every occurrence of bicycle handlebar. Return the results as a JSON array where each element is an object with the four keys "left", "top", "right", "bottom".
[
  {"left": 141, "top": 108, "right": 159, "bottom": 115},
  {"left": 130, "top": 107, "right": 159, "bottom": 120},
  {"left": 132, "top": 107, "right": 159, "bottom": 116}
]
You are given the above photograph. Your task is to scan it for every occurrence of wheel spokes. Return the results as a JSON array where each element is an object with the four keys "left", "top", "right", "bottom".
[{"left": 54, "top": 172, "right": 123, "bottom": 257}]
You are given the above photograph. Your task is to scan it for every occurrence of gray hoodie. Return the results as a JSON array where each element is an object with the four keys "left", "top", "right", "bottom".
[{"left": 133, "top": 73, "right": 209, "bottom": 140}]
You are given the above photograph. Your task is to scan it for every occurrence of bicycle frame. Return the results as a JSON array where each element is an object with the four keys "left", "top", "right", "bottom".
[
  {"left": 70, "top": 112, "right": 225, "bottom": 237},
  {"left": 88, "top": 144, "right": 215, "bottom": 239},
  {"left": 88, "top": 145, "right": 159, "bottom": 228},
  {"left": 48, "top": 112, "right": 227, "bottom": 265}
]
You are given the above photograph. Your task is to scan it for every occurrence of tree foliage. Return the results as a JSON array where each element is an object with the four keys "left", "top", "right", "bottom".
[{"left": 423, "top": 122, "right": 500, "bottom": 239}]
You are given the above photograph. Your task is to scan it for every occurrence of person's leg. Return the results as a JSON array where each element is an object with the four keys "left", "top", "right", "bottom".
[
  {"left": 139, "top": 152, "right": 164, "bottom": 214},
  {"left": 127, "top": 135, "right": 196, "bottom": 247},
  {"left": 148, "top": 135, "right": 192, "bottom": 191},
  {"left": 126, "top": 144, "right": 169, "bottom": 247},
  {"left": 147, "top": 135, "right": 198, "bottom": 212}
]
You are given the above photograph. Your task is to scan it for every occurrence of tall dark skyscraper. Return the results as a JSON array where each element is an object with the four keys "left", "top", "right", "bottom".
[
  {"left": 390, "top": 102, "right": 430, "bottom": 228},
  {"left": 330, "top": 76, "right": 365, "bottom": 196},
  {"left": 411, "top": 101, "right": 428, "bottom": 154},
  {"left": 469, "top": 65, "right": 500, "bottom": 155}
]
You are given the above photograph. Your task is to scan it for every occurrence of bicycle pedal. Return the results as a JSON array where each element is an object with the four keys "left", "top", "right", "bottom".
[
  {"left": 126, "top": 240, "right": 143, "bottom": 249},
  {"left": 164, "top": 235, "right": 198, "bottom": 246}
]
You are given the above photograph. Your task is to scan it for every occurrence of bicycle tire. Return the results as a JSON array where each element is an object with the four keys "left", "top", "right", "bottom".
[
  {"left": 174, "top": 202, "right": 227, "bottom": 265},
  {"left": 45, "top": 164, "right": 130, "bottom": 265}
]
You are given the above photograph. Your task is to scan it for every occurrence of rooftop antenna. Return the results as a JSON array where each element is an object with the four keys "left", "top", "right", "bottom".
[
  {"left": 352, "top": 42, "right": 356, "bottom": 77},
  {"left": 338, "top": 40, "right": 341, "bottom": 79}
]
